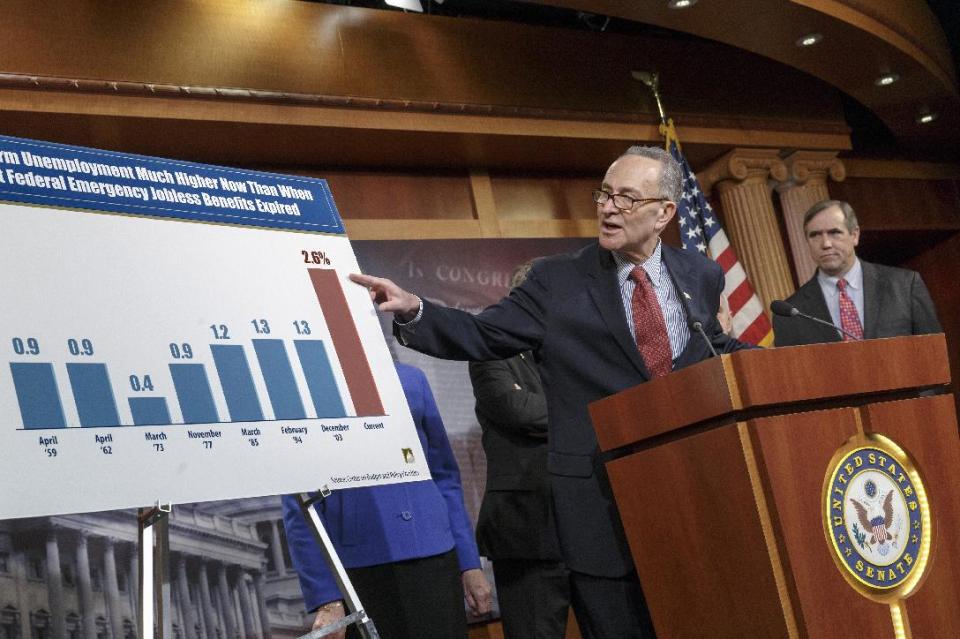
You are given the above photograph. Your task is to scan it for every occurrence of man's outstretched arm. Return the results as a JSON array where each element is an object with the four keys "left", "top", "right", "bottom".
[{"left": 352, "top": 266, "right": 546, "bottom": 362}]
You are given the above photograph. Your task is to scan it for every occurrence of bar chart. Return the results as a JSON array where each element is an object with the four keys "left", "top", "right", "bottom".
[
  {"left": 6, "top": 256, "right": 387, "bottom": 431},
  {"left": 9, "top": 333, "right": 359, "bottom": 430},
  {"left": 1, "top": 189, "right": 427, "bottom": 520}
]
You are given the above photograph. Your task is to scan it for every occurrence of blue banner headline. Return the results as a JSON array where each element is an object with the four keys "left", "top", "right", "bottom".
[{"left": 0, "top": 135, "right": 344, "bottom": 233}]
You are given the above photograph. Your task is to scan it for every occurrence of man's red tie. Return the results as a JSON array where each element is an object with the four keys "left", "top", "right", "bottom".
[
  {"left": 837, "top": 278, "right": 863, "bottom": 341},
  {"left": 629, "top": 266, "right": 672, "bottom": 377}
]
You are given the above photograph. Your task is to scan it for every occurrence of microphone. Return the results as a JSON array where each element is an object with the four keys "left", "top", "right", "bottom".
[
  {"left": 770, "top": 300, "right": 861, "bottom": 341},
  {"left": 689, "top": 319, "right": 719, "bottom": 358}
]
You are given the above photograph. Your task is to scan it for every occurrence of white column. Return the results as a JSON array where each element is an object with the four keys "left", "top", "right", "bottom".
[
  {"left": 216, "top": 565, "right": 238, "bottom": 639},
  {"left": 13, "top": 550, "right": 32, "bottom": 639},
  {"left": 128, "top": 546, "right": 139, "bottom": 621},
  {"left": 102, "top": 538, "right": 124, "bottom": 639},
  {"left": 176, "top": 556, "right": 198, "bottom": 639},
  {"left": 45, "top": 530, "right": 67, "bottom": 639},
  {"left": 268, "top": 521, "right": 285, "bottom": 575},
  {"left": 198, "top": 563, "right": 219, "bottom": 639},
  {"left": 76, "top": 533, "right": 97, "bottom": 639},
  {"left": 237, "top": 573, "right": 258, "bottom": 639},
  {"left": 253, "top": 572, "right": 272, "bottom": 639}
]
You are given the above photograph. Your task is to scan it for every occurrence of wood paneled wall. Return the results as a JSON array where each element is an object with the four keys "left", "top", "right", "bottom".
[
  {"left": 283, "top": 166, "right": 691, "bottom": 245},
  {"left": 323, "top": 172, "right": 476, "bottom": 221},
  {"left": 905, "top": 233, "right": 960, "bottom": 408},
  {"left": 829, "top": 177, "right": 960, "bottom": 230}
]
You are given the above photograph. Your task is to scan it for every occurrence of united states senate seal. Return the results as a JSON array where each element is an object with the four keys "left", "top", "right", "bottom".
[{"left": 822, "top": 433, "right": 932, "bottom": 601}]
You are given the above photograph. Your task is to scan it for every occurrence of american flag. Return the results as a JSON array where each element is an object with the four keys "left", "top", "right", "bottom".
[{"left": 668, "top": 137, "right": 774, "bottom": 346}]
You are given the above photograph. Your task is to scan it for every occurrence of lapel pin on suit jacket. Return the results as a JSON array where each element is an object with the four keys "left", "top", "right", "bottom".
[{"left": 683, "top": 291, "right": 692, "bottom": 300}]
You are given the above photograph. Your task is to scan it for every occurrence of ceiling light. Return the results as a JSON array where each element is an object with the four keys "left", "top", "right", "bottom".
[
  {"left": 385, "top": 0, "right": 423, "bottom": 12},
  {"left": 796, "top": 33, "right": 823, "bottom": 47},
  {"left": 668, "top": 0, "right": 697, "bottom": 8},
  {"left": 917, "top": 113, "right": 938, "bottom": 124},
  {"left": 875, "top": 73, "right": 899, "bottom": 87}
]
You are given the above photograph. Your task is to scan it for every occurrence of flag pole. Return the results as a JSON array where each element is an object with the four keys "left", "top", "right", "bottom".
[
  {"left": 631, "top": 70, "right": 666, "bottom": 124},
  {"left": 631, "top": 70, "right": 681, "bottom": 151}
]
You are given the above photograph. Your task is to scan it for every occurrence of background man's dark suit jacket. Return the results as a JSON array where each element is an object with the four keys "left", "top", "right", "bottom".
[
  {"left": 773, "top": 260, "right": 941, "bottom": 346},
  {"left": 398, "top": 242, "right": 748, "bottom": 577},
  {"left": 469, "top": 353, "right": 562, "bottom": 561}
]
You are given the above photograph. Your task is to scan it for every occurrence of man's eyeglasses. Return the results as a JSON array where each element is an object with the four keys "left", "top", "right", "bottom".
[{"left": 591, "top": 189, "right": 666, "bottom": 212}]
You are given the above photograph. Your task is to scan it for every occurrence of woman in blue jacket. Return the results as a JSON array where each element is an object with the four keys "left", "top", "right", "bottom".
[{"left": 282, "top": 363, "right": 491, "bottom": 639}]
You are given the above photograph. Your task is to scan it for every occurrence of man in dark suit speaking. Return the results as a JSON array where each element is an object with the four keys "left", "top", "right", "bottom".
[
  {"left": 351, "top": 146, "right": 750, "bottom": 638},
  {"left": 773, "top": 199, "right": 941, "bottom": 346}
]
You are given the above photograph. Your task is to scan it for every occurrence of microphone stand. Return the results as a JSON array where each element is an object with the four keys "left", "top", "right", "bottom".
[
  {"left": 797, "top": 311, "right": 861, "bottom": 341},
  {"left": 690, "top": 320, "right": 719, "bottom": 357},
  {"left": 771, "top": 301, "right": 862, "bottom": 341}
]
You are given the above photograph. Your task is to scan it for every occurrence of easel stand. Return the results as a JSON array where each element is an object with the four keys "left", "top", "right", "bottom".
[
  {"left": 135, "top": 493, "right": 376, "bottom": 639},
  {"left": 138, "top": 503, "right": 172, "bottom": 639},
  {"left": 296, "top": 490, "right": 380, "bottom": 639}
]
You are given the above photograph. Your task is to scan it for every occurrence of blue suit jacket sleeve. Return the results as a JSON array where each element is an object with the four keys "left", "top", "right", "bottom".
[
  {"left": 406, "top": 363, "right": 482, "bottom": 572},
  {"left": 281, "top": 493, "right": 342, "bottom": 610}
]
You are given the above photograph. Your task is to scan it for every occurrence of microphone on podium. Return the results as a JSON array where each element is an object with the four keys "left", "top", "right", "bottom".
[
  {"left": 689, "top": 319, "right": 719, "bottom": 358},
  {"left": 770, "top": 300, "right": 862, "bottom": 341}
]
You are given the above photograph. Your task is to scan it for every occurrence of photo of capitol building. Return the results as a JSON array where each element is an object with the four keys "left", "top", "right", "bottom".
[
  {"left": 0, "top": 428, "right": 490, "bottom": 639},
  {"left": 0, "top": 496, "right": 307, "bottom": 639}
]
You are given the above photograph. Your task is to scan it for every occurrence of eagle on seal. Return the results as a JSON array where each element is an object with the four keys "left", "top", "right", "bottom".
[{"left": 851, "top": 490, "right": 895, "bottom": 546}]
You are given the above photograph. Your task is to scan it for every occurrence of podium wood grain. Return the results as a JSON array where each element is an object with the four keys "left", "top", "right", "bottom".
[
  {"left": 590, "top": 335, "right": 958, "bottom": 638},
  {"left": 750, "top": 408, "right": 895, "bottom": 638},
  {"left": 606, "top": 423, "right": 790, "bottom": 638},
  {"left": 862, "top": 395, "right": 960, "bottom": 639},
  {"left": 591, "top": 334, "right": 949, "bottom": 453}
]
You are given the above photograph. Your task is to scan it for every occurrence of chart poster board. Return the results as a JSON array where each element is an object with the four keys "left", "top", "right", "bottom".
[{"left": 0, "top": 135, "right": 429, "bottom": 520}]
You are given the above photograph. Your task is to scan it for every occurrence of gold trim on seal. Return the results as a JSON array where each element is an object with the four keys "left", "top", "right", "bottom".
[{"left": 820, "top": 432, "right": 933, "bottom": 605}]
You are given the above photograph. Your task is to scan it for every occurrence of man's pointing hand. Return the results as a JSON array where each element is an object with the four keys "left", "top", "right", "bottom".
[{"left": 349, "top": 273, "right": 421, "bottom": 322}]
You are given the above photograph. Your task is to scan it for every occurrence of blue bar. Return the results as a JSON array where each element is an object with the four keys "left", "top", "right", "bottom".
[
  {"left": 169, "top": 363, "right": 219, "bottom": 424},
  {"left": 66, "top": 363, "right": 120, "bottom": 428},
  {"left": 253, "top": 339, "right": 307, "bottom": 420},
  {"left": 10, "top": 362, "right": 67, "bottom": 429},
  {"left": 210, "top": 345, "right": 264, "bottom": 422},
  {"left": 129, "top": 397, "right": 171, "bottom": 426},
  {"left": 294, "top": 340, "right": 346, "bottom": 418}
]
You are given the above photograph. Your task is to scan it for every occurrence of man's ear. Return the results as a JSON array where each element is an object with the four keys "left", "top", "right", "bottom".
[{"left": 656, "top": 201, "right": 677, "bottom": 231}]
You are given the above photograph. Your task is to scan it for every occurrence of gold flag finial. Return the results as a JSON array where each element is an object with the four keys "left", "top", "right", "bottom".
[{"left": 659, "top": 118, "right": 681, "bottom": 152}]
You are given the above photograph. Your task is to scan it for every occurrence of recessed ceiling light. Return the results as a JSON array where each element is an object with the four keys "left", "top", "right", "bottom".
[
  {"left": 668, "top": 0, "right": 697, "bottom": 8},
  {"left": 384, "top": 0, "right": 423, "bottom": 12},
  {"left": 796, "top": 33, "right": 823, "bottom": 47},
  {"left": 917, "top": 113, "right": 938, "bottom": 124},
  {"left": 875, "top": 73, "right": 899, "bottom": 87}
]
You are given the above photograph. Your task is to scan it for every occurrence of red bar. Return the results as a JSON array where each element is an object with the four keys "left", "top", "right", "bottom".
[{"left": 308, "top": 269, "right": 385, "bottom": 416}]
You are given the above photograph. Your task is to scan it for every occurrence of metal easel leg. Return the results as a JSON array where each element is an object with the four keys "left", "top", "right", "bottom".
[
  {"left": 296, "top": 490, "right": 380, "bottom": 639},
  {"left": 139, "top": 502, "right": 173, "bottom": 639}
]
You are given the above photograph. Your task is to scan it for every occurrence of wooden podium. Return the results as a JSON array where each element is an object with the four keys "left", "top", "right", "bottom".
[{"left": 589, "top": 334, "right": 960, "bottom": 639}]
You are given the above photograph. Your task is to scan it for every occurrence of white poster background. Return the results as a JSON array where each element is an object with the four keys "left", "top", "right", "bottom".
[{"left": 0, "top": 202, "right": 429, "bottom": 519}]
